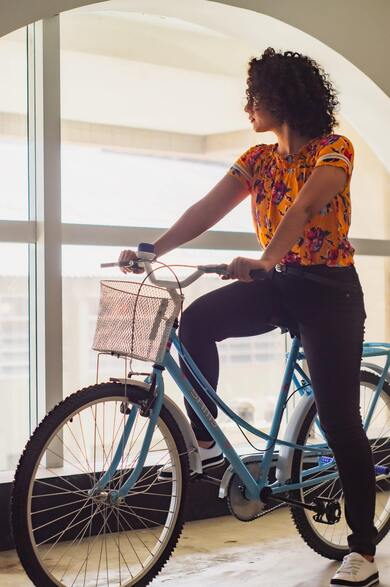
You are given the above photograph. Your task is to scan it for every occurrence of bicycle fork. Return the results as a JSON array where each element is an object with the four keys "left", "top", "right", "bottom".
[{"left": 89, "top": 371, "right": 165, "bottom": 503}]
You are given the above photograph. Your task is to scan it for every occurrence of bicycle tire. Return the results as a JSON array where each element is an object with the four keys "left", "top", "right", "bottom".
[
  {"left": 290, "top": 370, "right": 390, "bottom": 560},
  {"left": 12, "top": 381, "right": 190, "bottom": 586}
]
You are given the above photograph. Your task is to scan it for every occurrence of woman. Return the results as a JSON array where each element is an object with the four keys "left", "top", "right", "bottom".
[{"left": 119, "top": 47, "right": 379, "bottom": 587}]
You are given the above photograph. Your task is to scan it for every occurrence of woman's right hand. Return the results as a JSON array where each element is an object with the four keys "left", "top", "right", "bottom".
[{"left": 118, "top": 249, "right": 145, "bottom": 275}]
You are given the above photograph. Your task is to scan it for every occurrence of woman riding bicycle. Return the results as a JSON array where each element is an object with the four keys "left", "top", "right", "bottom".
[{"left": 119, "top": 47, "right": 379, "bottom": 587}]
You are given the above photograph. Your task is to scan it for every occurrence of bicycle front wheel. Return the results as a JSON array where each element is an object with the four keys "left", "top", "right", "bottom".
[
  {"left": 12, "top": 382, "right": 189, "bottom": 587},
  {"left": 290, "top": 370, "right": 390, "bottom": 560}
]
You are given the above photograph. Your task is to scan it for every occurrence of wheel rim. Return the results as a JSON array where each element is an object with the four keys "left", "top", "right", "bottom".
[
  {"left": 26, "top": 396, "right": 183, "bottom": 586},
  {"left": 299, "top": 379, "right": 390, "bottom": 551}
]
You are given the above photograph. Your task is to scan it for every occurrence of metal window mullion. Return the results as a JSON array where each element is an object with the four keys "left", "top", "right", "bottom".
[
  {"left": 27, "top": 23, "right": 37, "bottom": 434},
  {"left": 60, "top": 223, "right": 390, "bottom": 257},
  {"left": 1, "top": 220, "right": 390, "bottom": 257},
  {"left": 0, "top": 220, "right": 35, "bottom": 243},
  {"left": 27, "top": 18, "right": 63, "bottom": 443}
]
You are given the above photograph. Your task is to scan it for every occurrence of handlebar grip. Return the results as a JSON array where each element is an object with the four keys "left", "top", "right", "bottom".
[
  {"left": 100, "top": 260, "right": 138, "bottom": 269},
  {"left": 197, "top": 263, "right": 228, "bottom": 275},
  {"left": 249, "top": 268, "right": 268, "bottom": 281},
  {"left": 100, "top": 262, "right": 121, "bottom": 268}
]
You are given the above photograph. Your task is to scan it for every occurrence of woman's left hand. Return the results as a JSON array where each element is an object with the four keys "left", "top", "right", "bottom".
[{"left": 223, "top": 257, "right": 275, "bottom": 282}]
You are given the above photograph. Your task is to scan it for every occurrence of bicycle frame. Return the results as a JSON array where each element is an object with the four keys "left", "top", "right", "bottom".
[{"left": 99, "top": 326, "right": 390, "bottom": 504}]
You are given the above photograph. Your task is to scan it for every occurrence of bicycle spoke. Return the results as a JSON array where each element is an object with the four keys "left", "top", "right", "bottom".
[
  {"left": 69, "top": 506, "right": 115, "bottom": 587},
  {"left": 56, "top": 506, "right": 106, "bottom": 582},
  {"left": 65, "top": 421, "right": 92, "bottom": 476},
  {"left": 35, "top": 472, "right": 89, "bottom": 496},
  {"left": 51, "top": 504, "right": 106, "bottom": 576},
  {"left": 111, "top": 509, "right": 143, "bottom": 575},
  {"left": 114, "top": 504, "right": 153, "bottom": 562},
  {"left": 113, "top": 501, "right": 163, "bottom": 529},
  {"left": 32, "top": 496, "right": 88, "bottom": 516},
  {"left": 38, "top": 503, "right": 99, "bottom": 550},
  {"left": 32, "top": 486, "right": 90, "bottom": 499}
]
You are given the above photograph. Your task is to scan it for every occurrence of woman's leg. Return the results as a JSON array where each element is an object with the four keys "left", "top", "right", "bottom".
[
  {"left": 178, "top": 278, "right": 280, "bottom": 441},
  {"left": 290, "top": 270, "right": 378, "bottom": 556}
]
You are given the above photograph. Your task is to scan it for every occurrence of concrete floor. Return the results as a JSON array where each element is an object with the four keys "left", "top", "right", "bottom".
[{"left": 1, "top": 508, "right": 389, "bottom": 586}]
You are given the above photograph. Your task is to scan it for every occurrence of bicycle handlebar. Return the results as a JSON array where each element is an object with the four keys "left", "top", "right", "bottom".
[{"left": 100, "top": 260, "right": 268, "bottom": 289}]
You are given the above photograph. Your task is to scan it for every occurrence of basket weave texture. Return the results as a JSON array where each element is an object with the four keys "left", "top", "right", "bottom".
[{"left": 93, "top": 280, "right": 183, "bottom": 363}]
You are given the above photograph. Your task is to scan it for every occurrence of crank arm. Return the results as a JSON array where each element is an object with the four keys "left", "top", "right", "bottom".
[{"left": 260, "top": 487, "right": 317, "bottom": 513}]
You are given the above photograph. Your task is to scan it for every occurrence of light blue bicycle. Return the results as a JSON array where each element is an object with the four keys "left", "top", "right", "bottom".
[{"left": 12, "top": 245, "right": 390, "bottom": 587}]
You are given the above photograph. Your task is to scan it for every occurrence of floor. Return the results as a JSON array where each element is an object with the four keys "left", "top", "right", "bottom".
[{"left": 1, "top": 508, "right": 389, "bottom": 586}]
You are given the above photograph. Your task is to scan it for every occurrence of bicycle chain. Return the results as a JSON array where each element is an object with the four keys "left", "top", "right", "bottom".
[{"left": 256, "top": 499, "right": 286, "bottom": 519}]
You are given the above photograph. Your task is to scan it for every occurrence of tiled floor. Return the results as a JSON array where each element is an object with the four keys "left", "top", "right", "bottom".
[{"left": 1, "top": 508, "right": 389, "bottom": 586}]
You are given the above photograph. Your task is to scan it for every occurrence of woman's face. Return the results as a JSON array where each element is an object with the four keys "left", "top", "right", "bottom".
[{"left": 245, "top": 99, "right": 279, "bottom": 133}]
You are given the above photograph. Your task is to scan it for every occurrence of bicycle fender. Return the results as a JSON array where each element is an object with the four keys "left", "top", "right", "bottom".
[
  {"left": 361, "top": 362, "right": 390, "bottom": 385},
  {"left": 111, "top": 378, "right": 202, "bottom": 475},
  {"left": 276, "top": 393, "right": 315, "bottom": 484}
]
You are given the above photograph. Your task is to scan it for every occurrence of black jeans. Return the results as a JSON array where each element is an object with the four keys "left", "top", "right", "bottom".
[{"left": 179, "top": 264, "right": 378, "bottom": 555}]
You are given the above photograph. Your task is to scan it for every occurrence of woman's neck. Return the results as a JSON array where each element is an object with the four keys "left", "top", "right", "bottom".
[{"left": 274, "top": 125, "right": 314, "bottom": 157}]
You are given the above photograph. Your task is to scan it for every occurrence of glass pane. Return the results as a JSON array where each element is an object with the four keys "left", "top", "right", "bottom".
[
  {"left": 0, "top": 244, "right": 29, "bottom": 471},
  {"left": 0, "top": 28, "right": 28, "bottom": 220},
  {"left": 62, "top": 245, "right": 286, "bottom": 448},
  {"left": 61, "top": 146, "right": 252, "bottom": 231},
  {"left": 60, "top": 10, "right": 254, "bottom": 232}
]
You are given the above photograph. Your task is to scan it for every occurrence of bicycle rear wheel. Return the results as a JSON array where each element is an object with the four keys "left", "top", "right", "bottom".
[
  {"left": 290, "top": 370, "right": 390, "bottom": 560},
  {"left": 12, "top": 382, "right": 189, "bottom": 586}
]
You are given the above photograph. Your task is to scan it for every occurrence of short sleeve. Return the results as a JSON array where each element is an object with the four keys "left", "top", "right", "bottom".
[
  {"left": 227, "top": 145, "right": 264, "bottom": 192},
  {"left": 314, "top": 135, "right": 354, "bottom": 180}
]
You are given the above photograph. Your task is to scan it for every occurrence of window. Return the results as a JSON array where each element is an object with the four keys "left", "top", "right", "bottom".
[
  {"left": 0, "top": 29, "right": 28, "bottom": 220},
  {"left": 0, "top": 244, "right": 29, "bottom": 471},
  {"left": 61, "top": 146, "right": 239, "bottom": 228},
  {"left": 0, "top": 25, "right": 30, "bottom": 474}
]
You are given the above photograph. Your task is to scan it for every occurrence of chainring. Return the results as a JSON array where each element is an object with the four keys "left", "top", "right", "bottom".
[{"left": 227, "top": 459, "right": 266, "bottom": 521}]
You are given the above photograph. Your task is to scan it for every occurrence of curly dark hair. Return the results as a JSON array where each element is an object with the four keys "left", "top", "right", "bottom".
[{"left": 246, "top": 47, "right": 339, "bottom": 137}]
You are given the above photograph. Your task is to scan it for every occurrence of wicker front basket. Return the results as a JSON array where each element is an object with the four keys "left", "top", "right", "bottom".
[{"left": 92, "top": 280, "right": 183, "bottom": 363}]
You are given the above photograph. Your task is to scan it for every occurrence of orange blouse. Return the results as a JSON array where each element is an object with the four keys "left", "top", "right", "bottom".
[{"left": 228, "top": 134, "right": 355, "bottom": 267}]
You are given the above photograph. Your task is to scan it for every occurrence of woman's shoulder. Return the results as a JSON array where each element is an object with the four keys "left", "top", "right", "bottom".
[
  {"left": 240, "top": 143, "right": 273, "bottom": 157},
  {"left": 314, "top": 133, "right": 354, "bottom": 153},
  {"left": 235, "top": 143, "right": 274, "bottom": 167},
  {"left": 310, "top": 133, "right": 355, "bottom": 179}
]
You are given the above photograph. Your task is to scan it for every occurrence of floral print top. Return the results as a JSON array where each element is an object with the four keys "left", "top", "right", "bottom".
[{"left": 228, "top": 134, "right": 355, "bottom": 266}]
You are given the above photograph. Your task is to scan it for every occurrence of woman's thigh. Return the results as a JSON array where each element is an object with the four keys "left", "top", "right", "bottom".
[
  {"left": 290, "top": 274, "right": 366, "bottom": 431},
  {"left": 180, "top": 277, "right": 286, "bottom": 342}
]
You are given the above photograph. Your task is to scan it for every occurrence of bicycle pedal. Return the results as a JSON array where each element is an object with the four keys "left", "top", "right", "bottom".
[{"left": 312, "top": 498, "right": 341, "bottom": 525}]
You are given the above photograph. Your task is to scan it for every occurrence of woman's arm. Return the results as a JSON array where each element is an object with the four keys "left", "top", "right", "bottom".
[
  {"left": 226, "top": 165, "right": 347, "bottom": 281},
  {"left": 261, "top": 165, "right": 347, "bottom": 266},
  {"left": 152, "top": 174, "right": 249, "bottom": 258}
]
